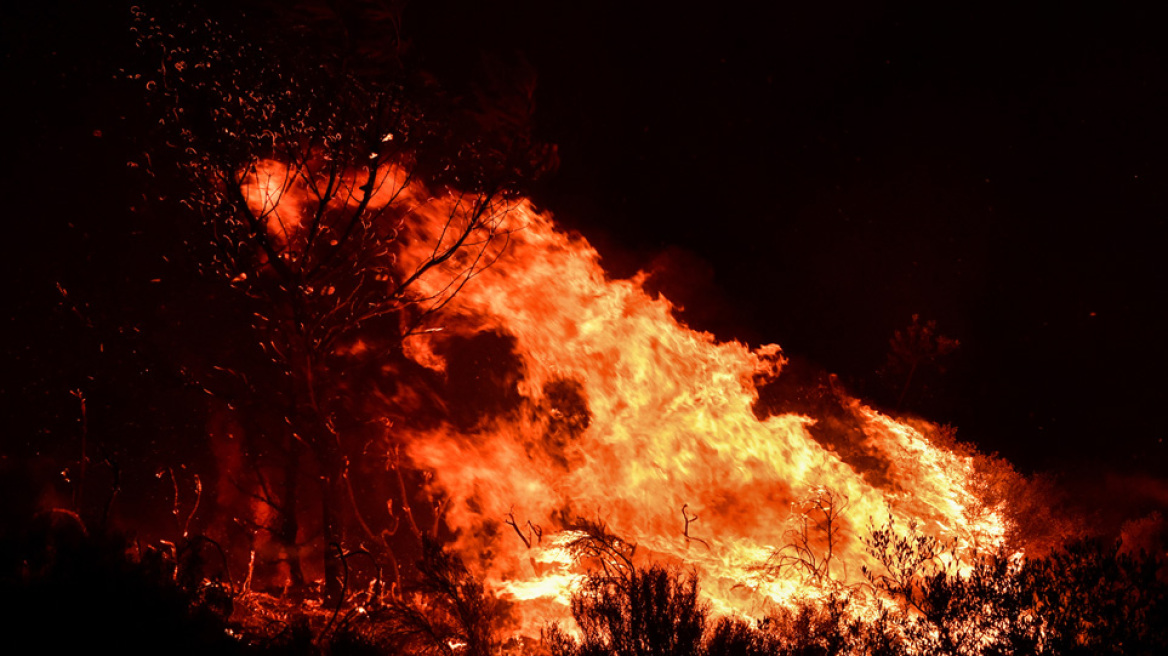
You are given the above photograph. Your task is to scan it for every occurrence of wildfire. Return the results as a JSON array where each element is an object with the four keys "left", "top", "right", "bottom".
[
  {"left": 374, "top": 178, "right": 1012, "bottom": 635},
  {"left": 108, "top": 12, "right": 1165, "bottom": 650},
  {"left": 228, "top": 158, "right": 1009, "bottom": 635}
]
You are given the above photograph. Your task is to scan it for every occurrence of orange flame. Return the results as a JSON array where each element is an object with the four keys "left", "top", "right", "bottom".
[{"left": 387, "top": 190, "right": 1010, "bottom": 635}]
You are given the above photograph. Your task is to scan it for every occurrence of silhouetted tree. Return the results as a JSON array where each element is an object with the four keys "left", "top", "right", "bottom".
[
  {"left": 135, "top": 1, "right": 550, "bottom": 602},
  {"left": 881, "top": 315, "right": 959, "bottom": 412}
]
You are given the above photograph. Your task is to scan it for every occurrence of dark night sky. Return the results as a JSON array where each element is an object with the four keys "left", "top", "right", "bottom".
[{"left": 3, "top": 1, "right": 1166, "bottom": 513}]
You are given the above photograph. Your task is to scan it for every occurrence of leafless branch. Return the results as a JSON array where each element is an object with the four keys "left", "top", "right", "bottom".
[
  {"left": 183, "top": 473, "right": 202, "bottom": 538},
  {"left": 70, "top": 389, "right": 87, "bottom": 513},
  {"left": 681, "top": 503, "right": 711, "bottom": 550},
  {"left": 565, "top": 516, "right": 637, "bottom": 581}
]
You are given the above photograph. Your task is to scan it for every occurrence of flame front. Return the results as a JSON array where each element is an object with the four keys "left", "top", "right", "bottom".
[{"left": 385, "top": 189, "right": 1009, "bottom": 635}]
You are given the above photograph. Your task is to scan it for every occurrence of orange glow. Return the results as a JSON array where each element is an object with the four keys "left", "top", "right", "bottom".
[{"left": 241, "top": 159, "right": 303, "bottom": 247}]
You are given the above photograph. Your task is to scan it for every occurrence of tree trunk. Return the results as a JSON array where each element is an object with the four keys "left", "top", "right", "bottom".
[
  {"left": 317, "top": 444, "right": 346, "bottom": 605},
  {"left": 293, "top": 348, "right": 347, "bottom": 604},
  {"left": 277, "top": 434, "right": 305, "bottom": 590}
]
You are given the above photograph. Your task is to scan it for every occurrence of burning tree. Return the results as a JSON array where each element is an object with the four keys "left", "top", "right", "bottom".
[{"left": 136, "top": 3, "right": 551, "bottom": 602}]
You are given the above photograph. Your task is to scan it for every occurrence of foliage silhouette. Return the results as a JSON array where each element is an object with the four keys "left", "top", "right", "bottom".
[{"left": 548, "top": 518, "right": 1167, "bottom": 656}]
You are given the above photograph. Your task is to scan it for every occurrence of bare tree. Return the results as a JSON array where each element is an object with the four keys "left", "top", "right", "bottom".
[
  {"left": 136, "top": 3, "right": 549, "bottom": 602},
  {"left": 758, "top": 487, "right": 851, "bottom": 589}
]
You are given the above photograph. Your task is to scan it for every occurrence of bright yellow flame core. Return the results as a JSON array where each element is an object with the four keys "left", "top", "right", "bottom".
[{"left": 376, "top": 174, "right": 1008, "bottom": 636}]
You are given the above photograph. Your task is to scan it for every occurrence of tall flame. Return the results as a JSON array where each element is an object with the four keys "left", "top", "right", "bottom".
[{"left": 390, "top": 189, "right": 1009, "bottom": 635}]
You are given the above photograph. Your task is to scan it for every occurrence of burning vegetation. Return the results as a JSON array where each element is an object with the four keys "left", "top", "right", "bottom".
[{"left": 3, "top": 3, "right": 1167, "bottom": 655}]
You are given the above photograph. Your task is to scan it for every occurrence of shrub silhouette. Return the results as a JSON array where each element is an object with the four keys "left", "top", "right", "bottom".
[
  {"left": 547, "top": 563, "right": 707, "bottom": 656},
  {"left": 862, "top": 516, "right": 1168, "bottom": 655}
]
